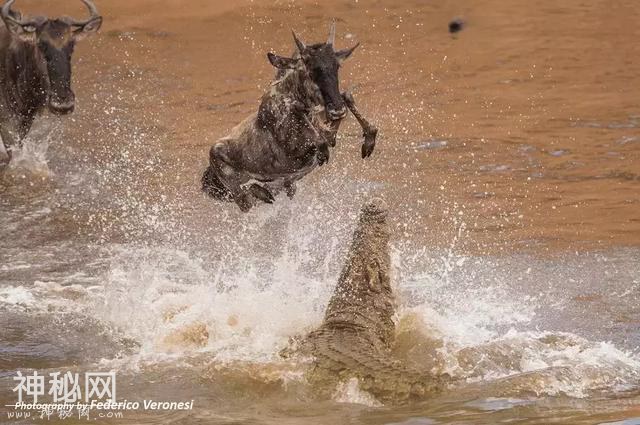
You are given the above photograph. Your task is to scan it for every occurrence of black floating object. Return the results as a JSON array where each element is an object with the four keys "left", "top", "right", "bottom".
[{"left": 449, "top": 18, "right": 465, "bottom": 34}]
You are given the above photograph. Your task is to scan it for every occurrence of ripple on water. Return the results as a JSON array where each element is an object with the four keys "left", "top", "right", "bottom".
[
  {"left": 464, "top": 397, "right": 535, "bottom": 411},
  {"left": 599, "top": 419, "right": 640, "bottom": 425},
  {"left": 572, "top": 117, "right": 639, "bottom": 129}
]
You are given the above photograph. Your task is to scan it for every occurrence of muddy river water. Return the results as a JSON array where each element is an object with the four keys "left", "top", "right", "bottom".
[{"left": 0, "top": 0, "right": 639, "bottom": 424}]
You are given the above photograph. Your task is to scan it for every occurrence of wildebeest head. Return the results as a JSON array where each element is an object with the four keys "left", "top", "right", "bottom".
[
  {"left": 268, "top": 21, "right": 359, "bottom": 122},
  {"left": 1, "top": 0, "right": 102, "bottom": 115}
]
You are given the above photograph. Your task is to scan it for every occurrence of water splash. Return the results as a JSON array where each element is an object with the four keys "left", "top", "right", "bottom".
[
  {"left": 0, "top": 286, "right": 36, "bottom": 307},
  {"left": 394, "top": 244, "right": 640, "bottom": 398},
  {"left": 3, "top": 120, "right": 61, "bottom": 177},
  {"left": 92, "top": 243, "right": 335, "bottom": 362},
  {"left": 77, "top": 232, "right": 640, "bottom": 401},
  {"left": 333, "top": 378, "right": 382, "bottom": 407},
  {"left": 7, "top": 139, "right": 51, "bottom": 176}
]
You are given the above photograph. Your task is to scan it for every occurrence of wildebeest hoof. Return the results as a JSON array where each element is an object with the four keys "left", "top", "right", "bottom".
[
  {"left": 317, "top": 143, "right": 330, "bottom": 165},
  {"left": 236, "top": 201, "right": 253, "bottom": 212},
  {"left": 285, "top": 182, "right": 297, "bottom": 199},
  {"left": 249, "top": 184, "right": 275, "bottom": 204},
  {"left": 361, "top": 127, "right": 378, "bottom": 158},
  {"left": 235, "top": 193, "right": 253, "bottom": 212}
]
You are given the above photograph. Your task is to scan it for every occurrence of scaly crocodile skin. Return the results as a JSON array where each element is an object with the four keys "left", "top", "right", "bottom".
[{"left": 299, "top": 199, "right": 450, "bottom": 403}]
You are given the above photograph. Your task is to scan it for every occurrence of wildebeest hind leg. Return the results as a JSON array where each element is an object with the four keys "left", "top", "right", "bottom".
[
  {"left": 249, "top": 184, "right": 275, "bottom": 204},
  {"left": 0, "top": 128, "right": 15, "bottom": 165},
  {"left": 342, "top": 91, "right": 378, "bottom": 158},
  {"left": 0, "top": 147, "right": 9, "bottom": 166},
  {"left": 202, "top": 165, "right": 233, "bottom": 201},
  {"left": 224, "top": 175, "right": 254, "bottom": 212},
  {"left": 223, "top": 174, "right": 253, "bottom": 212},
  {"left": 208, "top": 143, "right": 254, "bottom": 212}
]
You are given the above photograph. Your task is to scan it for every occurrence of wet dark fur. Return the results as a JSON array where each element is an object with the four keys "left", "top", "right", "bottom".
[
  {"left": 201, "top": 164, "right": 233, "bottom": 201},
  {"left": 202, "top": 29, "right": 375, "bottom": 212},
  {"left": 0, "top": 2, "right": 101, "bottom": 160}
]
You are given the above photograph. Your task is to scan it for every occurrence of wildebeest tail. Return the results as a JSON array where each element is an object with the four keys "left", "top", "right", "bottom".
[{"left": 201, "top": 166, "right": 233, "bottom": 202}]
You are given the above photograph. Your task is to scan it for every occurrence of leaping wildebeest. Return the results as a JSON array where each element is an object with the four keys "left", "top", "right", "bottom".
[
  {"left": 0, "top": 0, "right": 102, "bottom": 164},
  {"left": 202, "top": 22, "right": 378, "bottom": 212}
]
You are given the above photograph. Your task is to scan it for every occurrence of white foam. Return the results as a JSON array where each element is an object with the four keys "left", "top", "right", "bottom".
[
  {"left": 92, "top": 244, "right": 333, "bottom": 361},
  {"left": 398, "top": 253, "right": 536, "bottom": 348},
  {"left": 6, "top": 134, "right": 53, "bottom": 177},
  {"left": 393, "top": 245, "right": 640, "bottom": 398},
  {"left": 599, "top": 418, "right": 640, "bottom": 425},
  {"left": 464, "top": 397, "right": 534, "bottom": 411},
  {"left": 333, "top": 378, "right": 382, "bottom": 407},
  {"left": 0, "top": 286, "right": 36, "bottom": 306}
]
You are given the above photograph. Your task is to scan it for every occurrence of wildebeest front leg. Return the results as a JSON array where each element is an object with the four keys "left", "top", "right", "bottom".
[
  {"left": 326, "top": 119, "right": 341, "bottom": 148},
  {"left": 343, "top": 91, "right": 378, "bottom": 158},
  {"left": 300, "top": 113, "right": 330, "bottom": 165},
  {"left": 292, "top": 101, "right": 330, "bottom": 165}
]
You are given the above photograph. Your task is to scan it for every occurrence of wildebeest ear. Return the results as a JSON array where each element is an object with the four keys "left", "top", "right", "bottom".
[
  {"left": 267, "top": 52, "right": 298, "bottom": 69},
  {"left": 73, "top": 16, "right": 102, "bottom": 40},
  {"left": 3, "top": 20, "right": 37, "bottom": 42},
  {"left": 335, "top": 43, "right": 360, "bottom": 63}
]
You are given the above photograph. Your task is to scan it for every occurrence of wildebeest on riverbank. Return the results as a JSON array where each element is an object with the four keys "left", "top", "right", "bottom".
[
  {"left": 202, "top": 22, "right": 378, "bottom": 212},
  {"left": 0, "top": 0, "right": 102, "bottom": 164}
]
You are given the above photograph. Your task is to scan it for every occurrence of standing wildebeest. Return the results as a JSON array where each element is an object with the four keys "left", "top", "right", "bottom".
[
  {"left": 0, "top": 0, "right": 102, "bottom": 164},
  {"left": 202, "top": 22, "right": 378, "bottom": 212}
]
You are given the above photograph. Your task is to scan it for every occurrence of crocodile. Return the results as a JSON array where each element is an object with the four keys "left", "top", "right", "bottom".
[{"left": 287, "top": 199, "right": 451, "bottom": 403}]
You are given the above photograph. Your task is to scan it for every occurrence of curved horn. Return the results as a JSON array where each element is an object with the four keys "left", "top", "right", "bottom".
[
  {"left": 80, "top": 0, "right": 99, "bottom": 18},
  {"left": 70, "top": 0, "right": 100, "bottom": 25},
  {"left": 292, "top": 30, "right": 306, "bottom": 53},
  {"left": 327, "top": 20, "right": 336, "bottom": 46},
  {"left": 1, "top": 0, "right": 21, "bottom": 23}
]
